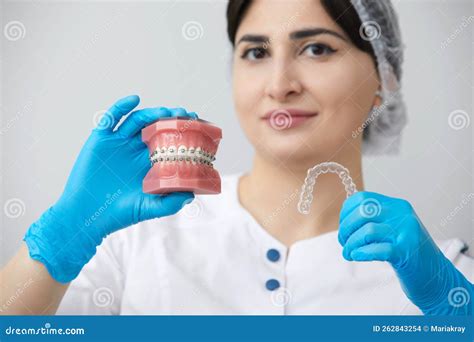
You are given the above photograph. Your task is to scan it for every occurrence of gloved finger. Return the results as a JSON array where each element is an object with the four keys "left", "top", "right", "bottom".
[
  {"left": 94, "top": 95, "right": 141, "bottom": 132},
  {"left": 187, "top": 111, "right": 199, "bottom": 119},
  {"left": 338, "top": 208, "right": 371, "bottom": 247},
  {"left": 140, "top": 192, "right": 195, "bottom": 221},
  {"left": 169, "top": 107, "right": 198, "bottom": 119},
  {"left": 349, "top": 242, "right": 394, "bottom": 262},
  {"left": 342, "top": 223, "right": 395, "bottom": 261},
  {"left": 115, "top": 107, "right": 172, "bottom": 138},
  {"left": 169, "top": 107, "right": 187, "bottom": 117},
  {"left": 339, "top": 191, "right": 385, "bottom": 224},
  {"left": 338, "top": 193, "right": 385, "bottom": 246}
]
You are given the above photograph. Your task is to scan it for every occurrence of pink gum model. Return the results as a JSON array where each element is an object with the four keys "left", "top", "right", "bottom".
[{"left": 142, "top": 117, "right": 222, "bottom": 194}]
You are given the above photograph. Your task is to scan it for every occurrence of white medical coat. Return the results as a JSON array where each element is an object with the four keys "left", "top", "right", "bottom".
[{"left": 57, "top": 174, "right": 473, "bottom": 315}]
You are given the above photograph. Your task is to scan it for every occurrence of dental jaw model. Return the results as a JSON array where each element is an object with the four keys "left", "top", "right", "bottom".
[
  {"left": 297, "top": 162, "right": 357, "bottom": 214},
  {"left": 142, "top": 117, "right": 222, "bottom": 194}
]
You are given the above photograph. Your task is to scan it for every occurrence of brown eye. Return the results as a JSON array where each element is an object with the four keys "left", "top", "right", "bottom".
[
  {"left": 241, "top": 47, "right": 268, "bottom": 60},
  {"left": 302, "top": 43, "right": 336, "bottom": 57}
]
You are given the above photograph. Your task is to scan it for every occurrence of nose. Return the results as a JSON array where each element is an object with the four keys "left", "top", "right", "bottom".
[{"left": 264, "top": 60, "right": 303, "bottom": 102}]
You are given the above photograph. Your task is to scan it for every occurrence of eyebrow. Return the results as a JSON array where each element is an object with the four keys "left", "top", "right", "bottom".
[{"left": 236, "top": 27, "right": 347, "bottom": 46}]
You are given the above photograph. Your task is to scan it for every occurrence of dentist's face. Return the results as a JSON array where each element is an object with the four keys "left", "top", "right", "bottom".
[{"left": 232, "top": 0, "right": 380, "bottom": 165}]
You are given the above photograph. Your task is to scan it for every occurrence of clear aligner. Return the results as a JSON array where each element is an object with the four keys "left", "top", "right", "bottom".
[
  {"left": 149, "top": 145, "right": 216, "bottom": 167},
  {"left": 297, "top": 162, "right": 357, "bottom": 215}
]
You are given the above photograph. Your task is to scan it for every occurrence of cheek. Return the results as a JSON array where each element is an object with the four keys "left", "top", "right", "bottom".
[
  {"left": 232, "top": 64, "right": 262, "bottom": 130},
  {"left": 305, "top": 53, "right": 378, "bottom": 136}
]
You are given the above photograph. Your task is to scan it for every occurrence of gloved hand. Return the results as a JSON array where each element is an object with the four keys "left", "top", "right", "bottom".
[
  {"left": 338, "top": 191, "right": 473, "bottom": 315},
  {"left": 24, "top": 95, "right": 198, "bottom": 283}
]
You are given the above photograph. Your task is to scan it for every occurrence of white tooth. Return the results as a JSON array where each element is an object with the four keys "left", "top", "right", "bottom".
[
  {"left": 167, "top": 146, "right": 176, "bottom": 162},
  {"left": 196, "top": 147, "right": 205, "bottom": 164},
  {"left": 188, "top": 147, "right": 196, "bottom": 164},
  {"left": 177, "top": 145, "right": 187, "bottom": 161},
  {"left": 154, "top": 149, "right": 161, "bottom": 162},
  {"left": 159, "top": 147, "right": 166, "bottom": 162},
  {"left": 150, "top": 147, "right": 160, "bottom": 165},
  {"left": 186, "top": 146, "right": 193, "bottom": 162},
  {"left": 149, "top": 145, "right": 216, "bottom": 167},
  {"left": 195, "top": 147, "right": 202, "bottom": 158},
  {"left": 158, "top": 150, "right": 164, "bottom": 162}
]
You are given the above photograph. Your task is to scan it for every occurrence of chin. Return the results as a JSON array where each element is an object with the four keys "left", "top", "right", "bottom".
[
  {"left": 263, "top": 135, "right": 350, "bottom": 166},
  {"left": 257, "top": 136, "right": 317, "bottom": 165}
]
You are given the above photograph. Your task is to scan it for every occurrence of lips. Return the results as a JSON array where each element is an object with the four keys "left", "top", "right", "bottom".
[
  {"left": 262, "top": 108, "right": 318, "bottom": 130},
  {"left": 262, "top": 108, "right": 318, "bottom": 119}
]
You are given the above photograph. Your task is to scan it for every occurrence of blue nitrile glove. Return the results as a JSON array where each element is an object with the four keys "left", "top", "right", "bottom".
[
  {"left": 24, "top": 95, "right": 199, "bottom": 283},
  {"left": 338, "top": 191, "right": 473, "bottom": 315}
]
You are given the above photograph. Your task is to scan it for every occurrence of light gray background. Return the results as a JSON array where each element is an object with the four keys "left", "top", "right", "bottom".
[{"left": 1, "top": 0, "right": 472, "bottom": 265}]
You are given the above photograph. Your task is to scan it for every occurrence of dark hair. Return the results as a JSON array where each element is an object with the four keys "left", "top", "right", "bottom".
[{"left": 226, "top": 0, "right": 376, "bottom": 63}]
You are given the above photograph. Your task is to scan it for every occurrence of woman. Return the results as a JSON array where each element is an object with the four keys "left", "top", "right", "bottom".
[{"left": 1, "top": 0, "right": 472, "bottom": 315}]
